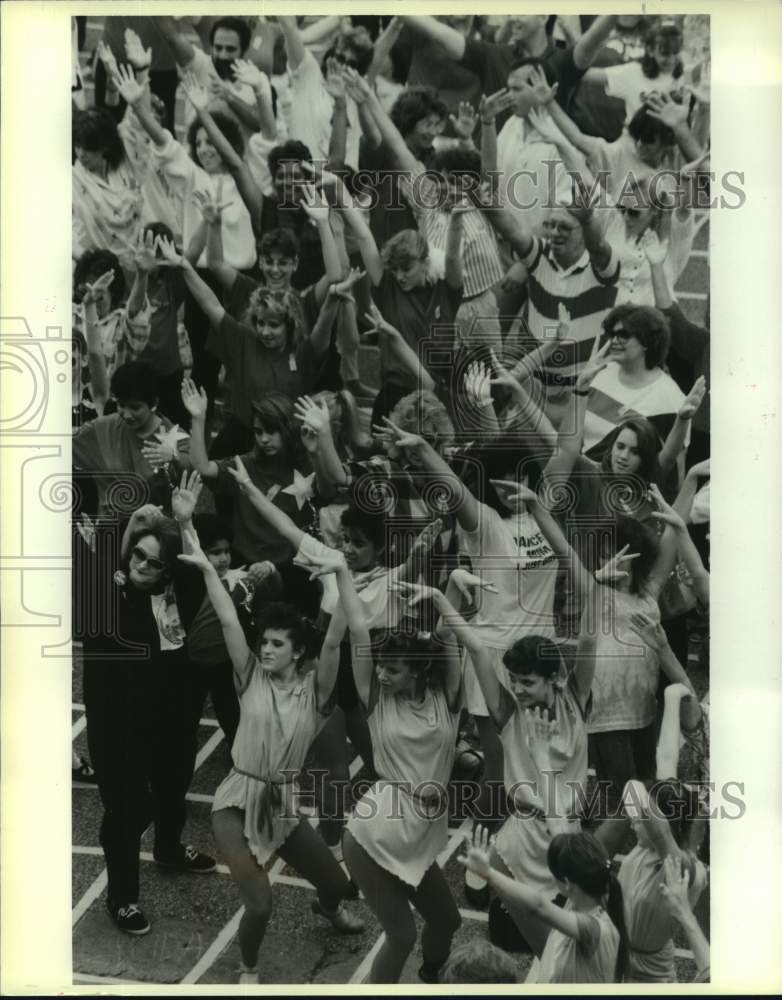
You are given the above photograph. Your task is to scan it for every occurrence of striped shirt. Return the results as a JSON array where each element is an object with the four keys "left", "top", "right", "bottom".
[
  {"left": 520, "top": 236, "right": 620, "bottom": 386},
  {"left": 399, "top": 162, "right": 504, "bottom": 299},
  {"left": 72, "top": 301, "right": 152, "bottom": 383}
]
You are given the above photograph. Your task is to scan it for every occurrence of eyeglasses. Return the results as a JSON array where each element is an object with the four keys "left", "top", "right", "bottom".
[
  {"left": 131, "top": 546, "right": 165, "bottom": 571},
  {"left": 609, "top": 329, "right": 631, "bottom": 342}
]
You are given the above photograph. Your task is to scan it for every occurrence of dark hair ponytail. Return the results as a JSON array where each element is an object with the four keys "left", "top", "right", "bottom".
[
  {"left": 605, "top": 869, "right": 629, "bottom": 982},
  {"left": 547, "top": 832, "right": 629, "bottom": 982}
]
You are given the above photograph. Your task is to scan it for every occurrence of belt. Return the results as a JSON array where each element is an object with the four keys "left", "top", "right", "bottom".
[{"left": 232, "top": 767, "right": 299, "bottom": 842}]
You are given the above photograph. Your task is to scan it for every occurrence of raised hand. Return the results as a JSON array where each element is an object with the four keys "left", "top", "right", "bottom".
[
  {"left": 324, "top": 56, "right": 346, "bottom": 99},
  {"left": 330, "top": 267, "right": 366, "bottom": 303},
  {"left": 231, "top": 58, "right": 267, "bottom": 89},
  {"left": 97, "top": 41, "right": 120, "bottom": 80},
  {"left": 112, "top": 63, "right": 145, "bottom": 106},
  {"left": 567, "top": 173, "right": 598, "bottom": 224},
  {"left": 177, "top": 525, "right": 213, "bottom": 572},
  {"left": 81, "top": 269, "right": 115, "bottom": 306},
  {"left": 388, "top": 579, "right": 441, "bottom": 607},
  {"left": 628, "top": 610, "right": 669, "bottom": 652},
  {"left": 449, "top": 195, "right": 472, "bottom": 218},
  {"left": 449, "top": 101, "right": 477, "bottom": 140},
  {"left": 181, "top": 71, "right": 210, "bottom": 113},
  {"left": 490, "top": 479, "right": 538, "bottom": 506},
  {"left": 76, "top": 512, "right": 97, "bottom": 553},
  {"left": 463, "top": 361, "right": 493, "bottom": 409},
  {"left": 647, "top": 482, "right": 687, "bottom": 532},
  {"left": 154, "top": 234, "right": 184, "bottom": 267},
  {"left": 124, "top": 228, "right": 158, "bottom": 273},
  {"left": 659, "top": 854, "right": 694, "bottom": 922},
  {"left": 193, "top": 188, "right": 235, "bottom": 225},
  {"left": 457, "top": 824, "right": 492, "bottom": 880},
  {"left": 645, "top": 92, "right": 689, "bottom": 130},
  {"left": 227, "top": 455, "right": 252, "bottom": 488},
  {"left": 372, "top": 416, "right": 428, "bottom": 458},
  {"left": 409, "top": 517, "right": 445, "bottom": 560},
  {"left": 488, "top": 349, "right": 523, "bottom": 393},
  {"left": 129, "top": 503, "right": 165, "bottom": 533},
  {"left": 124, "top": 27, "right": 152, "bottom": 70},
  {"left": 448, "top": 567, "right": 499, "bottom": 600},
  {"left": 364, "top": 302, "right": 401, "bottom": 340},
  {"left": 528, "top": 64, "right": 558, "bottom": 106},
  {"left": 341, "top": 66, "right": 373, "bottom": 105},
  {"left": 527, "top": 106, "right": 562, "bottom": 144},
  {"left": 245, "top": 561, "right": 277, "bottom": 588},
  {"left": 688, "top": 458, "right": 711, "bottom": 480},
  {"left": 171, "top": 469, "right": 203, "bottom": 523},
  {"left": 575, "top": 337, "right": 613, "bottom": 392},
  {"left": 640, "top": 229, "right": 670, "bottom": 266},
  {"left": 595, "top": 543, "right": 640, "bottom": 585},
  {"left": 181, "top": 378, "right": 208, "bottom": 419},
  {"left": 299, "top": 183, "right": 330, "bottom": 223},
  {"left": 298, "top": 546, "right": 347, "bottom": 580},
  {"left": 678, "top": 375, "right": 707, "bottom": 421},
  {"left": 294, "top": 395, "right": 332, "bottom": 451},
  {"left": 478, "top": 88, "right": 515, "bottom": 124},
  {"left": 524, "top": 705, "right": 559, "bottom": 768}
]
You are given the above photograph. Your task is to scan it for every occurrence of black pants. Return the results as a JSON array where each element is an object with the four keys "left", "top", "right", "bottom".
[
  {"left": 94, "top": 59, "right": 178, "bottom": 133},
  {"left": 84, "top": 647, "right": 202, "bottom": 908},
  {"left": 588, "top": 724, "right": 657, "bottom": 821},
  {"left": 194, "top": 659, "right": 240, "bottom": 752}
]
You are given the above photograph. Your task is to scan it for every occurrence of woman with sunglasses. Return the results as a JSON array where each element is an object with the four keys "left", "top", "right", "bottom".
[{"left": 77, "top": 479, "right": 216, "bottom": 939}]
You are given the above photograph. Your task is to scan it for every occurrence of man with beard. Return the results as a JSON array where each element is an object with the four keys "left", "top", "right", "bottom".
[{"left": 158, "top": 16, "right": 265, "bottom": 140}]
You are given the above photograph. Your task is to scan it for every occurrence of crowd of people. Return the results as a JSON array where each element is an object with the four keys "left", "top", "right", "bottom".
[{"left": 71, "top": 13, "right": 711, "bottom": 985}]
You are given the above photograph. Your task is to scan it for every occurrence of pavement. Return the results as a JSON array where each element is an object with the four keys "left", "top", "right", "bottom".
[{"left": 72, "top": 18, "right": 709, "bottom": 986}]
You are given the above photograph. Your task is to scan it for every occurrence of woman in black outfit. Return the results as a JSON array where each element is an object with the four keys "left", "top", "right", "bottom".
[{"left": 77, "top": 484, "right": 215, "bottom": 937}]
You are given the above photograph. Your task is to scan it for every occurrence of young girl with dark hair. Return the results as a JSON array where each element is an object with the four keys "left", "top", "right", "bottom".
[
  {"left": 582, "top": 18, "right": 686, "bottom": 125},
  {"left": 177, "top": 524, "right": 364, "bottom": 985},
  {"left": 460, "top": 825, "right": 628, "bottom": 982},
  {"left": 340, "top": 570, "right": 501, "bottom": 983}
]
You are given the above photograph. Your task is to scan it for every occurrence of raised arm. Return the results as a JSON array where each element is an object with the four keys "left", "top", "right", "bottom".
[
  {"left": 445, "top": 199, "right": 467, "bottom": 290},
  {"left": 364, "top": 304, "right": 435, "bottom": 390},
  {"left": 156, "top": 235, "right": 226, "bottom": 327},
  {"left": 229, "top": 455, "right": 307, "bottom": 550},
  {"left": 178, "top": 525, "right": 252, "bottom": 676},
  {"left": 181, "top": 73, "right": 265, "bottom": 228},
  {"left": 113, "top": 64, "right": 167, "bottom": 147},
  {"left": 398, "top": 15, "right": 466, "bottom": 61},
  {"left": 459, "top": 827, "right": 586, "bottom": 940},
  {"left": 659, "top": 854, "right": 711, "bottom": 977},
  {"left": 531, "top": 101, "right": 601, "bottom": 167},
  {"left": 567, "top": 176, "right": 613, "bottom": 273},
  {"left": 361, "top": 77, "right": 420, "bottom": 174},
  {"left": 277, "top": 16, "right": 308, "bottom": 72},
  {"left": 124, "top": 230, "right": 157, "bottom": 319},
  {"left": 295, "top": 395, "right": 348, "bottom": 498},
  {"left": 573, "top": 15, "right": 617, "bottom": 69},
  {"left": 474, "top": 183, "right": 535, "bottom": 259},
  {"left": 648, "top": 483, "right": 709, "bottom": 609},
  {"left": 367, "top": 16, "right": 404, "bottom": 86},
  {"left": 232, "top": 59, "right": 277, "bottom": 141},
  {"left": 157, "top": 16, "right": 198, "bottom": 68},
  {"left": 300, "top": 183, "right": 344, "bottom": 288},
  {"left": 180, "top": 379, "right": 219, "bottom": 478},
  {"left": 658, "top": 376, "right": 706, "bottom": 476},
  {"left": 314, "top": 166, "right": 384, "bottom": 284},
  {"left": 195, "top": 188, "right": 239, "bottom": 291},
  {"left": 645, "top": 93, "right": 704, "bottom": 165}
]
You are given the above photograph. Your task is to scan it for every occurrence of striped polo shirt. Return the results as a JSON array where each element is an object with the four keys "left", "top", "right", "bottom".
[
  {"left": 520, "top": 236, "right": 620, "bottom": 388},
  {"left": 399, "top": 163, "right": 504, "bottom": 299}
]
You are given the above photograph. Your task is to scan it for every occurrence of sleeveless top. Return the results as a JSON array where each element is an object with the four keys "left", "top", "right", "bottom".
[
  {"left": 619, "top": 845, "right": 707, "bottom": 982},
  {"left": 212, "top": 654, "right": 333, "bottom": 865},
  {"left": 347, "top": 673, "right": 460, "bottom": 887}
]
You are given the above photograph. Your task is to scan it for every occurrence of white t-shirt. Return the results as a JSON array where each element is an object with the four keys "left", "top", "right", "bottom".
[
  {"left": 496, "top": 116, "right": 571, "bottom": 238},
  {"left": 603, "top": 61, "right": 682, "bottom": 123},
  {"left": 287, "top": 49, "right": 361, "bottom": 170},
  {"left": 458, "top": 504, "right": 558, "bottom": 649}
]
